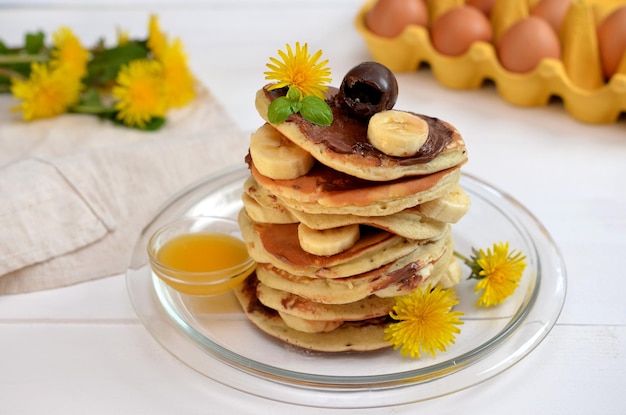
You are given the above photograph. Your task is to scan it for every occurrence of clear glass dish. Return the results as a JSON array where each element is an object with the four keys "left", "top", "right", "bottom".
[
  {"left": 146, "top": 216, "right": 255, "bottom": 296},
  {"left": 126, "top": 166, "right": 567, "bottom": 408}
]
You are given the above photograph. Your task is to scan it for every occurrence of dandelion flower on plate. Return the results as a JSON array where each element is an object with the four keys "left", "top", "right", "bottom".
[
  {"left": 473, "top": 242, "right": 527, "bottom": 307},
  {"left": 112, "top": 59, "right": 167, "bottom": 128},
  {"left": 459, "top": 242, "right": 527, "bottom": 307},
  {"left": 264, "top": 42, "right": 331, "bottom": 99},
  {"left": 50, "top": 27, "right": 89, "bottom": 79},
  {"left": 384, "top": 285, "right": 464, "bottom": 359},
  {"left": 10, "top": 63, "right": 82, "bottom": 121}
]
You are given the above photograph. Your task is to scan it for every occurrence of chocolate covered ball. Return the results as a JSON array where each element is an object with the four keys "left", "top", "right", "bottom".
[{"left": 335, "top": 62, "right": 398, "bottom": 119}]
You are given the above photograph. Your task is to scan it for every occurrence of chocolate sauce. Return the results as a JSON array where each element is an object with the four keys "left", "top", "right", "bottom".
[
  {"left": 265, "top": 86, "right": 454, "bottom": 165},
  {"left": 242, "top": 273, "right": 277, "bottom": 318}
]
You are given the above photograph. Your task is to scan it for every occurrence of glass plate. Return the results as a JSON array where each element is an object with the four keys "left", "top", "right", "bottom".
[{"left": 126, "top": 166, "right": 566, "bottom": 408}]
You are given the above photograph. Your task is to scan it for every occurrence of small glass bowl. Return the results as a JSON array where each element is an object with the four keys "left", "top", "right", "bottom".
[{"left": 147, "top": 216, "right": 255, "bottom": 296}]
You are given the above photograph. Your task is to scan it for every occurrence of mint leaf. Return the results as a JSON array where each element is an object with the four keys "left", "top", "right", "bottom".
[
  {"left": 268, "top": 96, "right": 294, "bottom": 123},
  {"left": 300, "top": 96, "right": 333, "bottom": 126}
]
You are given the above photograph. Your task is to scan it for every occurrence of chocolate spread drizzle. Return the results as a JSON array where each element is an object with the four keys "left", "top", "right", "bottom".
[{"left": 265, "top": 86, "right": 454, "bottom": 165}]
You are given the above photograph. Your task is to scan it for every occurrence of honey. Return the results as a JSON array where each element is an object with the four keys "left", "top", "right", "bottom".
[
  {"left": 151, "top": 231, "right": 255, "bottom": 296},
  {"left": 157, "top": 233, "right": 248, "bottom": 273}
]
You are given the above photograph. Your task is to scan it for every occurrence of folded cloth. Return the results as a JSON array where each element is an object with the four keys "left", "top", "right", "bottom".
[{"left": 0, "top": 86, "right": 248, "bottom": 294}]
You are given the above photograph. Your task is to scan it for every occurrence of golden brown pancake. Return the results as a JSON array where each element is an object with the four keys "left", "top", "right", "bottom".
[
  {"left": 233, "top": 273, "right": 392, "bottom": 352},
  {"left": 255, "top": 87, "right": 468, "bottom": 182},
  {"left": 243, "top": 174, "right": 451, "bottom": 239},
  {"left": 238, "top": 209, "right": 441, "bottom": 279},
  {"left": 257, "top": 282, "right": 395, "bottom": 323},
  {"left": 249, "top": 160, "right": 463, "bottom": 217},
  {"left": 255, "top": 230, "right": 453, "bottom": 304}
]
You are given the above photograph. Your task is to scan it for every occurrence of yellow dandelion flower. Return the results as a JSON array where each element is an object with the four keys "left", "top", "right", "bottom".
[
  {"left": 384, "top": 285, "right": 464, "bottom": 359},
  {"left": 471, "top": 242, "right": 527, "bottom": 307},
  {"left": 50, "top": 27, "right": 89, "bottom": 79},
  {"left": 112, "top": 59, "right": 167, "bottom": 128},
  {"left": 147, "top": 15, "right": 168, "bottom": 61},
  {"left": 264, "top": 42, "right": 331, "bottom": 99},
  {"left": 160, "top": 38, "right": 196, "bottom": 108},
  {"left": 116, "top": 27, "right": 130, "bottom": 46},
  {"left": 10, "top": 63, "right": 82, "bottom": 121}
]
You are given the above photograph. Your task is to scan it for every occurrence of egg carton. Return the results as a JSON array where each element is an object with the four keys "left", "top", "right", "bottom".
[{"left": 355, "top": 0, "right": 626, "bottom": 124}]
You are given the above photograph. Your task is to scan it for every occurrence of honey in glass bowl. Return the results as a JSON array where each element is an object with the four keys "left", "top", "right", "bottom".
[{"left": 147, "top": 216, "right": 255, "bottom": 296}]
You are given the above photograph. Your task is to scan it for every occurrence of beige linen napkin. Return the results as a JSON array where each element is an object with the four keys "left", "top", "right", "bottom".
[{"left": 0, "top": 87, "right": 249, "bottom": 294}]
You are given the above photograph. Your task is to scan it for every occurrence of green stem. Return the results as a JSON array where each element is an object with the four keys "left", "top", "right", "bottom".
[
  {"left": 453, "top": 251, "right": 472, "bottom": 267},
  {"left": 70, "top": 104, "right": 116, "bottom": 115},
  {"left": 0, "top": 53, "right": 48, "bottom": 65},
  {"left": 0, "top": 66, "right": 25, "bottom": 81}
]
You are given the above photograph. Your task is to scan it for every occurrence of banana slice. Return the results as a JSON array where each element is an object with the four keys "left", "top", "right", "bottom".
[
  {"left": 367, "top": 110, "right": 429, "bottom": 157},
  {"left": 417, "top": 185, "right": 470, "bottom": 223},
  {"left": 249, "top": 124, "right": 315, "bottom": 180},
  {"left": 297, "top": 223, "right": 360, "bottom": 256},
  {"left": 278, "top": 311, "right": 343, "bottom": 333},
  {"left": 242, "top": 193, "right": 297, "bottom": 224}
]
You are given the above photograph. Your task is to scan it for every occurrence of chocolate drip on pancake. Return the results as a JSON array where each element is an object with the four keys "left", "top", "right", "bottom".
[{"left": 265, "top": 86, "right": 454, "bottom": 165}]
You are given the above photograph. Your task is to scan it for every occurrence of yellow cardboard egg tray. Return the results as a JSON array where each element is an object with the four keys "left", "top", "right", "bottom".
[{"left": 355, "top": 0, "right": 626, "bottom": 124}]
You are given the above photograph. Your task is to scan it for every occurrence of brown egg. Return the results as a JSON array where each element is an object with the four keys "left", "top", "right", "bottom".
[
  {"left": 366, "top": 0, "right": 428, "bottom": 38},
  {"left": 531, "top": 0, "right": 572, "bottom": 32},
  {"left": 597, "top": 6, "right": 626, "bottom": 78},
  {"left": 497, "top": 16, "right": 561, "bottom": 73},
  {"left": 430, "top": 5, "right": 493, "bottom": 56},
  {"left": 466, "top": 0, "right": 497, "bottom": 16}
]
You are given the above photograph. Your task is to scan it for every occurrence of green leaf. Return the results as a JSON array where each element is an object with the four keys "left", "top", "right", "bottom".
[
  {"left": 268, "top": 96, "right": 295, "bottom": 124},
  {"left": 85, "top": 42, "right": 149, "bottom": 87},
  {"left": 290, "top": 100, "right": 302, "bottom": 114},
  {"left": 286, "top": 86, "right": 300, "bottom": 101},
  {"left": 0, "top": 41, "right": 9, "bottom": 54},
  {"left": 141, "top": 116, "right": 166, "bottom": 131},
  {"left": 109, "top": 113, "right": 166, "bottom": 131},
  {"left": 300, "top": 96, "right": 333, "bottom": 126},
  {"left": 24, "top": 32, "right": 45, "bottom": 54},
  {"left": 80, "top": 88, "right": 102, "bottom": 107},
  {"left": 465, "top": 248, "right": 485, "bottom": 280}
]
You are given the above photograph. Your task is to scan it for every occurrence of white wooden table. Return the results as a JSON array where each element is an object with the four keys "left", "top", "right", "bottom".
[{"left": 1, "top": 1, "right": 625, "bottom": 413}]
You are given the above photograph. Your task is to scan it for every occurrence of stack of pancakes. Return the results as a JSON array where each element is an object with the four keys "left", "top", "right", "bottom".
[{"left": 234, "top": 84, "right": 469, "bottom": 352}]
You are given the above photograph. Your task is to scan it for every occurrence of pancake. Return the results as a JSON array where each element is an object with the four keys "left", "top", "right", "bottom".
[
  {"left": 242, "top": 193, "right": 298, "bottom": 224},
  {"left": 255, "top": 86, "right": 468, "bottom": 182},
  {"left": 257, "top": 282, "right": 395, "bottom": 323},
  {"left": 243, "top": 174, "right": 450, "bottom": 240},
  {"left": 242, "top": 175, "right": 298, "bottom": 224},
  {"left": 255, "top": 230, "right": 453, "bottom": 304},
  {"left": 249, "top": 160, "right": 463, "bottom": 217},
  {"left": 238, "top": 208, "right": 443, "bottom": 279},
  {"left": 233, "top": 273, "right": 392, "bottom": 352}
]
